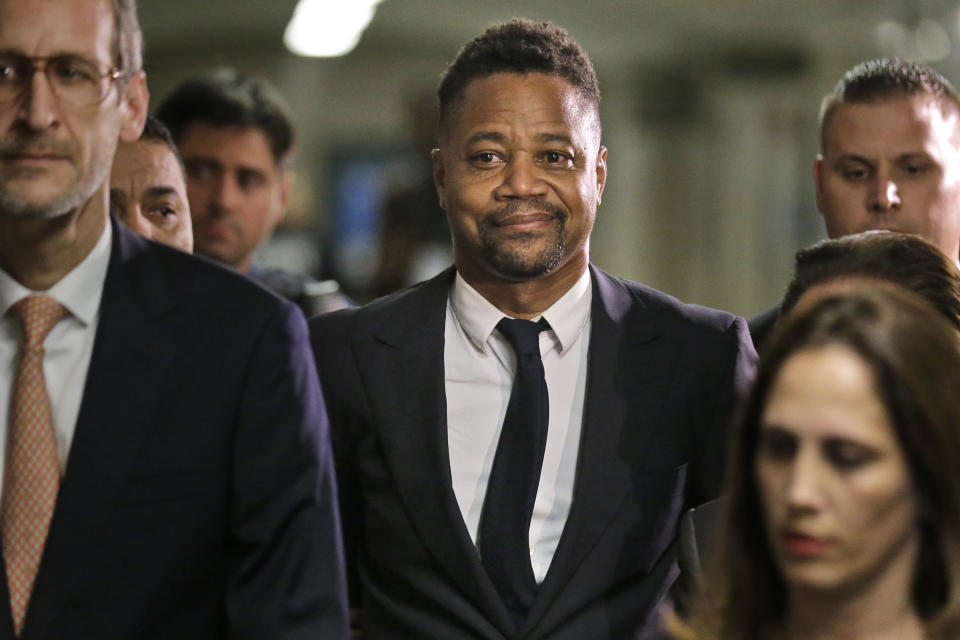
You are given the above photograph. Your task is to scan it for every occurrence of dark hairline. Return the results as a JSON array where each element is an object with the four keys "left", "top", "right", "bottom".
[{"left": 437, "top": 19, "right": 601, "bottom": 134}]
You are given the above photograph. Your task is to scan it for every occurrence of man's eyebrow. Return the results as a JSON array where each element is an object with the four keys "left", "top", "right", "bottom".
[
  {"left": 465, "top": 130, "right": 508, "bottom": 145},
  {"left": 236, "top": 165, "right": 268, "bottom": 178},
  {"left": 832, "top": 153, "right": 872, "bottom": 165},
  {"left": 144, "top": 186, "right": 180, "bottom": 199},
  {"left": 534, "top": 132, "right": 574, "bottom": 145},
  {"left": 895, "top": 151, "right": 933, "bottom": 162}
]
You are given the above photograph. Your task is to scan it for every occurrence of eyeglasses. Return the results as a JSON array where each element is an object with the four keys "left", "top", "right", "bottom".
[{"left": 0, "top": 53, "right": 123, "bottom": 108}]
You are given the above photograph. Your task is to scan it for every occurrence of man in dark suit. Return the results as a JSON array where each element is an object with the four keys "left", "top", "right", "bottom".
[
  {"left": 0, "top": 0, "right": 348, "bottom": 637},
  {"left": 311, "top": 19, "right": 756, "bottom": 639},
  {"left": 750, "top": 59, "right": 960, "bottom": 349}
]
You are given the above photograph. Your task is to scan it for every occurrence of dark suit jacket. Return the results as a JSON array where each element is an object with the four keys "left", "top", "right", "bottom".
[
  {"left": 309, "top": 265, "right": 756, "bottom": 639},
  {"left": 5, "top": 221, "right": 349, "bottom": 639}
]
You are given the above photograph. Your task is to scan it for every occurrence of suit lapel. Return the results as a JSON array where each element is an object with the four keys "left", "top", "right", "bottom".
[
  {"left": 524, "top": 267, "right": 670, "bottom": 633},
  {"left": 23, "top": 222, "right": 177, "bottom": 639},
  {"left": 355, "top": 268, "right": 513, "bottom": 635}
]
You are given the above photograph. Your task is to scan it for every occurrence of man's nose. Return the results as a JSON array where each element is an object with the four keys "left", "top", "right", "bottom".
[
  {"left": 17, "top": 69, "right": 61, "bottom": 131},
  {"left": 211, "top": 174, "right": 242, "bottom": 213},
  {"left": 868, "top": 175, "right": 902, "bottom": 213},
  {"left": 494, "top": 156, "right": 549, "bottom": 200}
]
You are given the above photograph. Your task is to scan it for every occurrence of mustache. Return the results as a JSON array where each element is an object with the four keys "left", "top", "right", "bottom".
[
  {"left": 0, "top": 134, "right": 76, "bottom": 158},
  {"left": 485, "top": 199, "right": 567, "bottom": 225}
]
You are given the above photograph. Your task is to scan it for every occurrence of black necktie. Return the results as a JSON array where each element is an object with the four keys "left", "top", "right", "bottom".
[{"left": 480, "top": 317, "right": 550, "bottom": 628}]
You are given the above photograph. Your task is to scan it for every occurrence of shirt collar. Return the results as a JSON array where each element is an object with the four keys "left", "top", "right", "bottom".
[
  {"left": 450, "top": 268, "right": 592, "bottom": 355},
  {"left": 0, "top": 222, "right": 112, "bottom": 326}
]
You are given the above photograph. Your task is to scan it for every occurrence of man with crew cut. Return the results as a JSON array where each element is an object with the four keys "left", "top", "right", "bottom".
[
  {"left": 751, "top": 58, "right": 960, "bottom": 348},
  {"left": 311, "top": 18, "right": 756, "bottom": 640}
]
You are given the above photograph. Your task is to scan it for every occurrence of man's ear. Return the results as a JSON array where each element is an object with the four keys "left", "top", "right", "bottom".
[
  {"left": 119, "top": 70, "right": 148, "bottom": 143},
  {"left": 596, "top": 146, "right": 608, "bottom": 205},
  {"left": 431, "top": 147, "right": 446, "bottom": 210},
  {"left": 276, "top": 170, "right": 293, "bottom": 224},
  {"left": 813, "top": 154, "right": 826, "bottom": 216}
]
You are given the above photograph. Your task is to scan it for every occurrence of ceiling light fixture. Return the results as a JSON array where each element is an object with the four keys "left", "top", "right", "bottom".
[{"left": 284, "top": 0, "right": 384, "bottom": 58}]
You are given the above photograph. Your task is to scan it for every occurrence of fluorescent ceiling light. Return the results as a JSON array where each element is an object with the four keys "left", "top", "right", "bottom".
[{"left": 284, "top": 0, "right": 383, "bottom": 57}]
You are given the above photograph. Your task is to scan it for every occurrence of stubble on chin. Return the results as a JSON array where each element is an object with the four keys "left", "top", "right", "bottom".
[
  {"left": 0, "top": 148, "right": 111, "bottom": 221},
  {"left": 0, "top": 183, "right": 85, "bottom": 219},
  {"left": 478, "top": 218, "right": 566, "bottom": 280}
]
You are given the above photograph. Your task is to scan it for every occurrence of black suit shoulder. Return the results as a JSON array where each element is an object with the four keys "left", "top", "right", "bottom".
[
  {"left": 613, "top": 274, "right": 742, "bottom": 330},
  {"left": 131, "top": 237, "right": 298, "bottom": 320},
  {"left": 592, "top": 270, "right": 749, "bottom": 365}
]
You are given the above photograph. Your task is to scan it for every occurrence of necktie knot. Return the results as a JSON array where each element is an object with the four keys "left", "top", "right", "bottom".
[
  {"left": 496, "top": 317, "right": 549, "bottom": 357},
  {"left": 10, "top": 295, "right": 66, "bottom": 350}
]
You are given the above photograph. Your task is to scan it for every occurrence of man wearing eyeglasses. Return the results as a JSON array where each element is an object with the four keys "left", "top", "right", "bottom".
[{"left": 0, "top": 1, "right": 348, "bottom": 638}]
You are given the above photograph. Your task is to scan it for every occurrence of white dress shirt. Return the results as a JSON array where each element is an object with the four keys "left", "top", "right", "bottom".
[
  {"left": 445, "top": 269, "right": 591, "bottom": 582},
  {"left": 0, "top": 223, "right": 111, "bottom": 485}
]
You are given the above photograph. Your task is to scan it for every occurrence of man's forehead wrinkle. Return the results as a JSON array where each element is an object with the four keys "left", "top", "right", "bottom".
[
  {"left": 0, "top": 1, "right": 113, "bottom": 61},
  {"left": 465, "top": 130, "right": 509, "bottom": 145}
]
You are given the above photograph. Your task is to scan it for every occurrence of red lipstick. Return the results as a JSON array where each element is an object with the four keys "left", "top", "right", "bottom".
[{"left": 784, "top": 533, "right": 830, "bottom": 556}]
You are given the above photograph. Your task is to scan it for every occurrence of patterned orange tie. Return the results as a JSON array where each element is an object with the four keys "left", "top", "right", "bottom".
[{"left": 2, "top": 295, "right": 65, "bottom": 635}]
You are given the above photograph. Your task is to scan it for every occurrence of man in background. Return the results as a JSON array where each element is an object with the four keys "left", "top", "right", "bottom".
[
  {"left": 156, "top": 68, "right": 347, "bottom": 314},
  {"left": 0, "top": 0, "right": 348, "bottom": 636},
  {"left": 110, "top": 115, "right": 193, "bottom": 252},
  {"left": 751, "top": 59, "right": 960, "bottom": 347}
]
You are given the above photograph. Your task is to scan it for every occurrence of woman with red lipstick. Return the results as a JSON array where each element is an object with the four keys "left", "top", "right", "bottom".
[{"left": 672, "top": 282, "right": 960, "bottom": 640}]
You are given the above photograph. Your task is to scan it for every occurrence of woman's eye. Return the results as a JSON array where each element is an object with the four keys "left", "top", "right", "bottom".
[
  {"left": 758, "top": 427, "right": 796, "bottom": 461},
  {"left": 823, "top": 439, "right": 876, "bottom": 470}
]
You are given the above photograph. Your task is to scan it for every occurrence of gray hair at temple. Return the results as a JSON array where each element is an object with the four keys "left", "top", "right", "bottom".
[
  {"left": 818, "top": 58, "right": 960, "bottom": 151},
  {"left": 111, "top": 0, "right": 143, "bottom": 77}
]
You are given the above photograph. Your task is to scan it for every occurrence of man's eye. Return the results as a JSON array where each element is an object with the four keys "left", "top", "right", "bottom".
[
  {"left": 0, "top": 63, "right": 18, "bottom": 81},
  {"left": 543, "top": 151, "right": 570, "bottom": 165},
  {"left": 51, "top": 58, "right": 96, "bottom": 83},
  {"left": 904, "top": 164, "right": 927, "bottom": 176},
  {"left": 237, "top": 171, "right": 266, "bottom": 191},
  {"left": 146, "top": 205, "right": 180, "bottom": 228},
  {"left": 841, "top": 168, "right": 867, "bottom": 180},
  {"left": 472, "top": 152, "right": 500, "bottom": 164}
]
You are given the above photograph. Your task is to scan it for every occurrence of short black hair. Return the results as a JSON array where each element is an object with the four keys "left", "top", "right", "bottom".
[
  {"left": 437, "top": 18, "right": 599, "bottom": 126},
  {"left": 138, "top": 115, "right": 184, "bottom": 172},
  {"left": 819, "top": 58, "right": 960, "bottom": 149},
  {"left": 155, "top": 68, "right": 295, "bottom": 167}
]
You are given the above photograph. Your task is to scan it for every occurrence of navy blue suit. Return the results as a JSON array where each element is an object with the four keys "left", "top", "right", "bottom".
[
  {"left": 2, "top": 220, "right": 348, "bottom": 639},
  {"left": 310, "top": 266, "right": 756, "bottom": 639}
]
